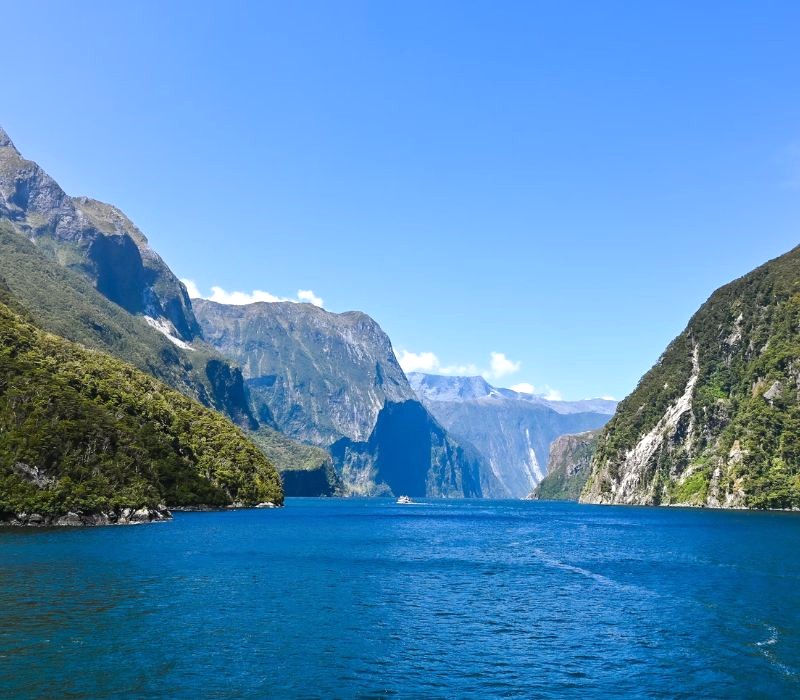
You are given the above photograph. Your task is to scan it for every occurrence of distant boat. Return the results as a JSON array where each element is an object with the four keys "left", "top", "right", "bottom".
[{"left": 396, "top": 495, "right": 414, "bottom": 505}]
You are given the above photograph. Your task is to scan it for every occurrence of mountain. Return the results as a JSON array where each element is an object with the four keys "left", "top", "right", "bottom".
[
  {"left": 409, "top": 373, "right": 615, "bottom": 498},
  {"left": 0, "top": 294, "right": 282, "bottom": 526},
  {"left": 194, "top": 300, "right": 487, "bottom": 497},
  {"left": 0, "top": 127, "right": 257, "bottom": 429},
  {"left": 582, "top": 245, "right": 800, "bottom": 509},
  {"left": 0, "top": 127, "right": 198, "bottom": 342},
  {"left": 530, "top": 430, "right": 601, "bottom": 501}
]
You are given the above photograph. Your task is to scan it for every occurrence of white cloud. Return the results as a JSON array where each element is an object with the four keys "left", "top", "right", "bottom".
[
  {"left": 399, "top": 350, "right": 520, "bottom": 381},
  {"left": 208, "top": 287, "right": 285, "bottom": 305},
  {"left": 297, "top": 289, "right": 324, "bottom": 307},
  {"left": 180, "top": 280, "right": 324, "bottom": 308},
  {"left": 181, "top": 278, "right": 202, "bottom": 299},
  {"left": 398, "top": 350, "right": 441, "bottom": 373},
  {"left": 510, "top": 382, "right": 537, "bottom": 394},
  {"left": 601, "top": 395, "right": 617, "bottom": 401},
  {"left": 509, "top": 382, "right": 563, "bottom": 401},
  {"left": 488, "top": 352, "right": 521, "bottom": 379}
]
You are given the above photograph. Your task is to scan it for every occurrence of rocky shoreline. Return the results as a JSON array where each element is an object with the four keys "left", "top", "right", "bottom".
[
  {"left": 1, "top": 507, "right": 172, "bottom": 527},
  {"left": 0, "top": 501, "right": 281, "bottom": 527}
]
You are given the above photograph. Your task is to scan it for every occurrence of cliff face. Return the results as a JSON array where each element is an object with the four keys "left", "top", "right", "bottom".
[
  {"left": 330, "top": 401, "right": 484, "bottom": 498},
  {"left": 531, "top": 430, "right": 600, "bottom": 501},
  {"left": 194, "top": 299, "right": 415, "bottom": 444},
  {"left": 195, "top": 301, "right": 488, "bottom": 497},
  {"left": 582, "top": 245, "right": 800, "bottom": 509},
  {"left": 409, "top": 373, "right": 615, "bottom": 498},
  {"left": 0, "top": 127, "right": 199, "bottom": 342},
  {"left": 0, "top": 128, "right": 257, "bottom": 430}
]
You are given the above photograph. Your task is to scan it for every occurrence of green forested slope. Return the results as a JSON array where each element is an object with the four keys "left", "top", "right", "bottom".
[
  {"left": 0, "top": 299, "right": 282, "bottom": 520},
  {"left": 0, "top": 222, "right": 256, "bottom": 429},
  {"left": 583, "top": 245, "right": 800, "bottom": 509}
]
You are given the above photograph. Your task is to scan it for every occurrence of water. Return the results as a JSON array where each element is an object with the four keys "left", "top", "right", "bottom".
[{"left": 1, "top": 499, "right": 798, "bottom": 698}]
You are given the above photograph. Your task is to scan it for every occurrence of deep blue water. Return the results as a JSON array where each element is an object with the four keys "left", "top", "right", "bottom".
[{"left": 1, "top": 499, "right": 799, "bottom": 698}]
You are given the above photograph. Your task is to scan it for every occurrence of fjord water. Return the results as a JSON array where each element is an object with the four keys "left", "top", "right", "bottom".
[{"left": 1, "top": 501, "right": 798, "bottom": 698}]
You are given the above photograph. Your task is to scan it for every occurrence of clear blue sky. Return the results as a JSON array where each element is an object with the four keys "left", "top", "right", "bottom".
[{"left": 3, "top": 1, "right": 799, "bottom": 399}]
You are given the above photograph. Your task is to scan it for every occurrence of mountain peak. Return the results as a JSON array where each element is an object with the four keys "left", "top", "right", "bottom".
[
  {"left": 0, "top": 126, "right": 19, "bottom": 154},
  {"left": 407, "top": 373, "right": 494, "bottom": 401}
]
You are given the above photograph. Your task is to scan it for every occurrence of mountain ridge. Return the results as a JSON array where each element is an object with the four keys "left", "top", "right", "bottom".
[
  {"left": 582, "top": 244, "right": 800, "bottom": 509},
  {"left": 194, "top": 299, "right": 490, "bottom": 497},
  {"left": 410, "top": 373, "right": 616, "bottom": 497}
]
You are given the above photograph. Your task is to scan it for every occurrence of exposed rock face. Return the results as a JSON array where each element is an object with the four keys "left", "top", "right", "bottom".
[
  {"left": 2, "top": 508, "right": 172, "bottom": 527},
  {"left": 0, "top": 129, "right": 258, "bottom": 430},
  {"left": 195, "top": 300, "right": 488, "bottom": 497},
  {"left": 409, "top": 373, "right": 615, "bottom": 498},
  {"left": 530, "top": 430, "right": 601, "bottom": 501},
  {"left": 0, "top": 126, "right": 199, "bottom": 342},
  {"left": 330, "top": 400, "right": 484, "bottom": 497},
  {"left": 582, "top": 244, "right": 800, "bottom": 509},
  {"left": 194, "top": 300, "right": 415, "bottom": 444}
]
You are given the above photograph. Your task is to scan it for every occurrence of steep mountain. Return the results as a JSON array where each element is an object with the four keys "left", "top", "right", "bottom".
[
  {"left": 0, "top": 127, "right": 198, "bottom": 342},
  {"left": 194, "top": 300, "right": 487, "bottom": 497},
  {"left": 409, "top": 373, "right": 615, "bottom": 498},
  {"left": 0, "top": 295, "right": 282, "bottom": 526},
  {"left": 582, "top": 245, "right": 800, "bottom": 509},
  {"left": 530, "top": 430, "right": 600, "bottom": 501},
  {"left": 0, "top": 128, "right": 257, "bottom": 429},
  {"left": 0, "top": 222, "right": 257, "bottom": 428}
]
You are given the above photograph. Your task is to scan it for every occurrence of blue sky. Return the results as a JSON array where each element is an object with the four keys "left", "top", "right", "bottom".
[{"left": 3, "top": 1, "right": 799, "bottom": 400}]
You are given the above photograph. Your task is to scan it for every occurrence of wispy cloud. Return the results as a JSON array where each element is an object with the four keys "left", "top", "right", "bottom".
[
  {"left": 182, "top": 278, "right": 202, "bottom": 299},
  {"left": 398, "top": 349, "right": 521, "bottom": 381},
  {"left": 509, "top": 382, "right": 562, "bottom": 400},
  {"left": 181, "top": 279, "right": 324, "bottom": 308}
]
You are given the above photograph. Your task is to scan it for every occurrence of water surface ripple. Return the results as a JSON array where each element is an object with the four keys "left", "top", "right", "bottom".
[{"left": 1, "top": 499, "right": 798, "bottom": 698}]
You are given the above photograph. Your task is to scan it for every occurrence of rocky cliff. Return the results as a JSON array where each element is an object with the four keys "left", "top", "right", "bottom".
[
  {"left": 0, "top": 127, "right": 199, "bottom": 342},
  {"left": 409, "top": 373, "right": 615, "bottom": 498},
  {"left": 195, "top": 300, "right": 488, "bottom": 497},
  {"left": 0, "top": 127, "right": 257, "bottom": 429},
  {"left": 194, "top": 299, "right": 415, "bottom": 444},
  {"left": 582, "top": 245, "right": 800, "bottom": 509},
  {"left": 530, "top": 430, "right": 600, "bottom": 501}
]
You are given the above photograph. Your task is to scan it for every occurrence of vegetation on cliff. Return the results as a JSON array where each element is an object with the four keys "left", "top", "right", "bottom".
[
  {"left": 0, "top": 299, "right": 283, "bottom": 519},
  {"left": 250, "top": 426, "right": 343, "bottom": 496},
  {"left": 0, "top": 222, "right": 257, "bottom": 429},
  {"left": 584, "top": 245, "right": 800, "bottom": 509},
  {"left": 532, "top": 430, "right": 600, "bottom": 501}
]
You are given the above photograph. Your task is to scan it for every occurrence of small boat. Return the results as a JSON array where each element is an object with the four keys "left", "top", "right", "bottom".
[{"left": 396, "top": 495, "right": 414, "bottom": 505}]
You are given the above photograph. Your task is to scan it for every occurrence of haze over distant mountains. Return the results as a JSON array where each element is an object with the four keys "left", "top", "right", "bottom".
[{"left": 409, "top": 373, "right": 616, "bottom": 497}]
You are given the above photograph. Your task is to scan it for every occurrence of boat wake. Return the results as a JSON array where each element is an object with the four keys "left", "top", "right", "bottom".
[{"left": 756, "top": 625, "right": 797, "bottom": 678}]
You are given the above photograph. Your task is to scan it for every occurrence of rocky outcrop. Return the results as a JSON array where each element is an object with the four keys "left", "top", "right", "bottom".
[
  {"left": 1, "top": 507, "right": 172, "bottom": 527},
  {"left": 582, "top": 244, "right": 800, "bottom": 509},
  {"left": 0, "top": 126, "right": 199, "bottom": 343},
  {"left": 531, "top": 430, "right": 600, "bottom": 501},
  {"left": 330, "top": 400, "right": 485, "bottom": 497},
  {"left": 409, "top": 373, "right": 615, "bottom": 498}
]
